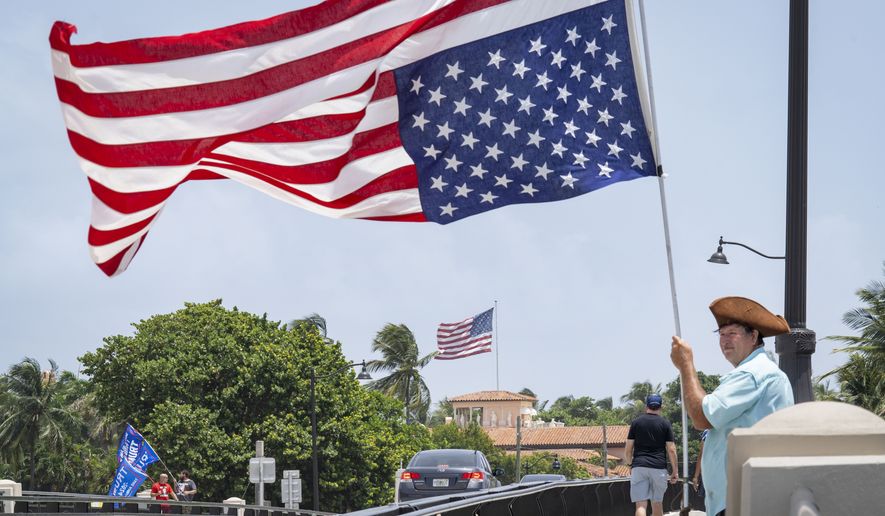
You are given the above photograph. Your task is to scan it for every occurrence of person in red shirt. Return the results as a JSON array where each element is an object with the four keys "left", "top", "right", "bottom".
[{"left": 151, "top": 473, "right": 178, "bottom": 513}]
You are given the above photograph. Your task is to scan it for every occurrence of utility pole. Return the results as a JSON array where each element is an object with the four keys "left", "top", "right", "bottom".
[
  {"left": 514, "top": 415, "right": 522, "bottom": 481},
  {"left": 255, "top": 441, "right": 264, "bottom": 507}
]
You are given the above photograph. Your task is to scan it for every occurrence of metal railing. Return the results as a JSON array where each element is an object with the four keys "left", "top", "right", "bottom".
[
  {"left": 3, "top": 479, "right": 705, "bottom": 516},
  {"left": 1, "top": 494, "right": 335, "bottom": 516},
  {"left": 347, "top": 477, "right": 704, "bottom": 515}
]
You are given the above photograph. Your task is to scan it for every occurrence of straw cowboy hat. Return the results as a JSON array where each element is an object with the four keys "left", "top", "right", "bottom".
[{"left": 709, "top": 296, "right": 790, "bottom": 337}]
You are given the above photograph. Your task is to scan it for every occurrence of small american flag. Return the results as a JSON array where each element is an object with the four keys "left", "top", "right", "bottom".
[
  {"left": 436, "top": 308, "right": 494, "bottom": 360},
  {"left": 50, "top": 0, "right": 656, "bottom": 276}
]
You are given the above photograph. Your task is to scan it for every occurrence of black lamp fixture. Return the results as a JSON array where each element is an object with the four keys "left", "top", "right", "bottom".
[
  {"left": 551, "top": 455, "right": 561, "bottom": 472},
  {"left": 707, "top": 236, "right": 785, "bottom": 265}
]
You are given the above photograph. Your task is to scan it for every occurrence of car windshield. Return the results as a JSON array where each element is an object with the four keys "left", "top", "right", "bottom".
[{"left": 410, "top": 451, "right": 477, "bottom": 468}]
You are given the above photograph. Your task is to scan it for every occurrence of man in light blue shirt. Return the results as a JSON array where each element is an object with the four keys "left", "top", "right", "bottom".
[{"left": 670, "top": 296, "right": 794, "bottom": 516}]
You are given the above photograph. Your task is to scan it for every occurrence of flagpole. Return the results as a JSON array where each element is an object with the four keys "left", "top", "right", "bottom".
[
  {"left": 636, "top": 0, "right": 689, "bottom": 509},
  {"left": 494, "top": 300, "right": 499, "bottom": 390}
]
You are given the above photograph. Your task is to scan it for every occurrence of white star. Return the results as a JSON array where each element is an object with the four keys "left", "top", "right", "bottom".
[
  {"left": 470, "top": 163, "right": 489, "bottom": 179},
  {"left": 529, "top": 37, "right": 547, "bottom": 56},
  {"left": 597, "top": 108, "right": 614, "bottom": 126},
  {"left": 601, "top": 15, "right": 618, "bottom": 35},
  {"left": 535, "top": 162, "right": 554, "bottom": 179},
  {"left": 517, "top": 95, "right": 536, "bottom": 115},
  {"left": 550, "top": 49, "right": 567, "bottom": 68},
  {"left": 409, "top": 76, "right": 424, "bottom": 94},
  {"left": 453, "top": 97, "right": 472, "bottom": 117},
  {"left": 461, "top": 132, "right": 479, "bottom": 149},
  {"left": 423, "top": 144, "right": 441, "bottom": 159},
  {"left": 565, "top": 26, "right": 581, "bottom": 46},
  {"left": 631, "top": 152, "right": 648, "bottom": 170},
  {"left": 620, "top": 120, "right": 636, "bottom": 138},
  {"left": 502, "top": 119, "right": 521, "bottom": 138},
  {"left": 584, "top": 38, "right": 601, "bottom": 57},
  {"left": 607, "top": 140, "right": 624, "bottom": 158},
  {"left": 605, "top": 51, "right": 622, "bottom": 70},
  {"left": 494, "top": 85, "right": 514, "bottom": 104},
  {"left": 485, "top": 143, "right": 504, "bottom": 161},
  {"left": 440, "top": 203, "right": 457, "bottom": 216},
  {"left": 494, "top": 174, "right": 513, "bottom": 188},
  {"left": 597, "top": 161, "right": 614, "bottom": 178},
  {"left": 480, "top": 191, "right": 498, "bottom": 204},
  {"left": 454, "top": 182, "right": 473, "bottom": 198},
  {"left": 512, "top": 59, "right": 531, "bottom": 79},
  {"left": 445, "top": 61, "right": 464, "bottom": 80},
  {"left": 444, "top": 153, "right": 462, "bottom": 171},
  {"left": 590, "top": 73, "right": 607, "bottom": 93},
  {"left": 469, "top": 73, "right": 489, "bottom": 93},
  {"left": 569, "top": 61, "right": 587, "bottom": 81},
  {"left": 511, "top": 153, "right": 529, "bottom": 171},
  {"left": 437, "top": 121, "right": 454, "bottom": 140},
  {"left": 577, "top": 97, "right": 593, "bottom": 115},
  {"left": 412, "top": 112, "right": 429, "bottom": 131},
  {"left": 487, "top": 49, "right": 506, "bottom": 69},
  {"left": 573, "top": 151, "right": 589, "bottom": 167},
  {"left": 478, "top": 108, "right": 497, "bottom": 127},
  {"left": 611, "top": 85, "right": 628, "bottom": 105},
  {"left": 430, "top": 175, "right": 448, "bottom": 192},
  {"left": 542, "top": 106, "right": 559, "bottom": 125},
  {"left": 527, "top": 129, "right": 546, "bottom": 148},
  {"left": 535, "top": 71, "right": 552, "bottom": 90},
  {"left": 550, "top": 139, "right": 567, "bottom": 158},
  {"left": 585, "top": 129, "right": 602, "bottom": 147},
  {"left": 520, "top": 183, "right": 539, "bottom": 196},
  {"left": 561, "top": 172, "right": 578, "bottom": 188},
  {"left": 563, "top": 119, "right": 579, "bottom": 137},
  {"left": 428, "top": 87, "right": 446, "bottom": 106},
  {"left": 556, "top": 84, "right": 572, "bottom": 103}
]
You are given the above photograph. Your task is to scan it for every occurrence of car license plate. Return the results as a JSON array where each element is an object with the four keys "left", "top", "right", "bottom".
[{"left": 432, "top": 478, "right": 448, "bottom": 487}]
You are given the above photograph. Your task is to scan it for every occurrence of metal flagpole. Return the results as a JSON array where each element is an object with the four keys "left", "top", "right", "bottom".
[
  {"left": 494, "top": 300, "right": 499, "bottom": 390},
  {"left": 635, "top": 0, "right": 689, "bottom": 509}
]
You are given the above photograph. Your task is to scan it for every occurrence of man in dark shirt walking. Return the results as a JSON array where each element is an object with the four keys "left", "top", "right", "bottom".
[{"left": 625, "top": 394, "right": 678, "bottom": 516}]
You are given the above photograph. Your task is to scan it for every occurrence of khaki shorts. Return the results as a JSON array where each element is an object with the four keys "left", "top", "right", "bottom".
[{"left": 630, "top": 467, "right": 668, "bottom": 502}]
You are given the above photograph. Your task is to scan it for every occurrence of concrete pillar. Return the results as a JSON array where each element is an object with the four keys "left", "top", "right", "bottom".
[{"left": 726, "top": 401, "right": 885, "bottom": 515}]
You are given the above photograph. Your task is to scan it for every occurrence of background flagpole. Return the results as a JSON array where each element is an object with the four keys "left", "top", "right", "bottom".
[
  {"left": 636, "top": 0, "right": 689, "bottom": 509},
  {"left": 494, "top": 300, "right": 499, "bottom": 390}
]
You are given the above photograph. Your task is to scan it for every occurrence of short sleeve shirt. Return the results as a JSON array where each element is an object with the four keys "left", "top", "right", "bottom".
[
  {"left": 627, "top": 413, "right": 675, "bottom": 470},
  {"left": 700, "top": 348, "right": 794, "bottom": 515},
  {"left": 176, "top": 479, "right": 196, "bottom": 501}
]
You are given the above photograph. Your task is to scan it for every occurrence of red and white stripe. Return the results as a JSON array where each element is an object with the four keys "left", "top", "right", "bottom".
[
  {"left": 435, "top": 315, "right": 492, "bottom": 360},
  {"left": 50, "top": 0, "right": 608, "bottom": 275}
]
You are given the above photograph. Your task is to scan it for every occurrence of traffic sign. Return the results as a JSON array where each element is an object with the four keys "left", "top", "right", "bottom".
[
  {"left": 248, "top": 457, "right": 276, "bottom": 484},
  {"left": 281, "top": 470, "right": 302, "bottom": 507}
]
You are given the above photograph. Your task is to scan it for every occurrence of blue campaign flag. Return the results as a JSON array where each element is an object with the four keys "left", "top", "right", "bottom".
[
  {"left": 108, "top": 458, "right": 148, "bottom": 497},
  {"left": 116, "top": 424, "right": 160, "bottom": 472}
]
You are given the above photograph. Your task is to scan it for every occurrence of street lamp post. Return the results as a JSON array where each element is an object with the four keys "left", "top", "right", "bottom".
[{"left": 310, "top": 360, "right": 371, "bottom": 511}]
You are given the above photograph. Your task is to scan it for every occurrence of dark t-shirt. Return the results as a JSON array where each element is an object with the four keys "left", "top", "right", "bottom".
[{"left": 627, "top": 413, "right": 675, "bottom": 470}]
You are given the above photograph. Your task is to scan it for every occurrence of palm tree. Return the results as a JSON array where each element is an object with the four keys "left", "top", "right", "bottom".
[
  {"left": 0, "top": 358, "right": 79, "bottom": 489},
  {"left": 826, "top": 266, "right": 885, "bottom": 364},
  {"left": 288, "top": 313, "right": 331, "bottom": 342},
  {"left": 823, "top": 265, "right": 885, "bottom": 415},
  {"left": 365, "top": 324, "right": 436, "bottom": 423},
  {"left": 619, "top": 381, "right": 661, "bottom": 405}
]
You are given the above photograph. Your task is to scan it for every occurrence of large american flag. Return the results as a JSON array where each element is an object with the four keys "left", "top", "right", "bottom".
[
  {"left": 436, "top": 308, "right": 494, "bottom": 360},
  {"left": 50, "top": 0, "right": 657, "bottom": 276}
]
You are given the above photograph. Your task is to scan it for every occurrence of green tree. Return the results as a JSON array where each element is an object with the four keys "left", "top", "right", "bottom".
[
  {"left": 0, "top": 358, "right": 80, "bottom": 489},
  {"left": 365, "top": 324, "right": 437, "bottom": 423},
  {"left": 662, "top": 372, "right": 720, "bottom": 463},
  {"left": 287, "top": 313, "right": 331, "bottom": 343},
  {"left": 80, "top": 301, "right": 429, "bottom": 511},
  {"left": 537, "top": 395, "right": 599, "bottom": 426},
  {"left": 427, "top": 397, "right": 453, "bottom": 427},
  {"left": 824, "top": 265, "right": 885, "bottom": 416}
]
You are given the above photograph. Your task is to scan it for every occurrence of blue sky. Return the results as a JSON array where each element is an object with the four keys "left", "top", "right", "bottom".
[{"left": 1, "top": 0, "right": 882, "bottom": 409}]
